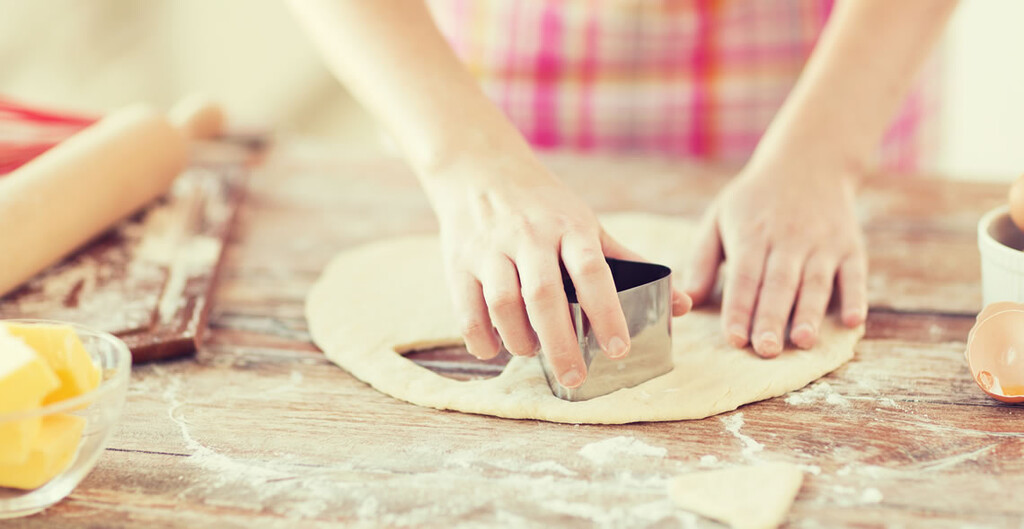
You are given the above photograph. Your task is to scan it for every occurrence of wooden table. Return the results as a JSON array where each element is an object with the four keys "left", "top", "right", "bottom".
[{"left": 13, "top": 139, "right": 1024, "bottom": 528}]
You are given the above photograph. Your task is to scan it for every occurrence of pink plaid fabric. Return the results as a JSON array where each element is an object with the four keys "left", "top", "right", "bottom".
[{"left": 427, "top": 0, "right": 935, "bottom": 171}]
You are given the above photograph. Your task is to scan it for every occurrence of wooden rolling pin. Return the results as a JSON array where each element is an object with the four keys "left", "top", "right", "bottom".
[
  {"left": 168, "top": 94, "right": 225, "bottom": 140},
  {"left": 0, "top": 104, "right": 191, "bottom": 298}
]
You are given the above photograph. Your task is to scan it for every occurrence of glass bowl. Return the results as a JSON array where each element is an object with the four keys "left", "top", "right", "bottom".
[{"left": 0, "top": 319, "right": 131, "bottom": 519}]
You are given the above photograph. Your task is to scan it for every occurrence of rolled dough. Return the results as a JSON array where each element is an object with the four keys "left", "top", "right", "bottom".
[
  {"left": 305, "top": 213, "right": 863, "bottom": 424},
  {"left": 669, "top": 463, "right": 805, "bottom": 529}
]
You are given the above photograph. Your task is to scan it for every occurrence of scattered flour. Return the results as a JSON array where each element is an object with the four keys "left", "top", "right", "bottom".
[
  {"left": 540, "top": 498, "right": 698, "bottom": 529},
  {"left": 833, "top": 485, "right": 857, "bottom": 496},
  {"left": 156, "top": 372, "right": 690, "bottom": 528},
  {"left": 615, "top": 471, "right": 671, "bottom": 489},
  {"left": 132, "top": 188, "right": 224, "bottom": 324},
  {"left": 264, "top": 370, "right": 307, "bottom": 395},
  {"left": 357, "top": 497, "right": 380, "bottom": 519},
  {"left": 799, "top": 464, "right": 822, "bottom": 476},
  {"left": 153, "top": 237, "right": 221, "bottom": 323},
  {"left": 825, "top": 393, "right": 850, "bottom": 407},
  {"left": 148, "top": 364, "right": 868, "bottom": 527},
  {"left": 878, "top": 398, "right": 898, "bottom": 408},
  {"left": 785, "top": 382, "right": 850, "bottom": 407},
  {"left": 720, "top": 413, "right": 764, "bottom": 457},
  {"left": 860, "top": 488, "right": 884, "bottom": 504},
  {"left": 156, "top": 365, "right": 358, "bottom": 519},
  {"left": 524, "top": 461, "right": 577, "bottom": 476},
  {"left": 918, "top": 444, "right": 997, "bottom": 472},
  {"left": 830, "top": 485, "right": 885, "bottom": 506},
  {"left": 578, "top": 436, "right": 668, "bottom": 466}
]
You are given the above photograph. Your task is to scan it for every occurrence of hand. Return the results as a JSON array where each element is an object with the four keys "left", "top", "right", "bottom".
[
  {"left": 684, "top": 161, "right": 867, "bottom": 357},
  {"left": 426, "top": 155, "right": 692, "bottom": 388}
]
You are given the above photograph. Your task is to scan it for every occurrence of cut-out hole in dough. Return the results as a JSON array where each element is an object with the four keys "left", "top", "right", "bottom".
[{"left": 403, "top": 345, "right": 511, "bottom": 381}]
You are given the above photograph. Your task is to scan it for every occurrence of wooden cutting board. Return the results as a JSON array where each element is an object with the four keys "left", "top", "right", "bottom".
[{"left": 0, "top": 139, "right": 261, "bottom": 362}]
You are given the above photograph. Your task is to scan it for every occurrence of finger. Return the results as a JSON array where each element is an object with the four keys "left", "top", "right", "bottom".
[
  {"left": 601, "top": 230, "right": 692, "bottom": 317},
  {"left": 839, "top": 253, "right": 868, "bottom": 327},
  {"left": 789, "top": 253, "right": 838, "bottom": 349},
  {"left": 751, "top": 250, "right": 804, "bottom": 358},
  {"left": 479, "top": 255, "right": 538, "bottom": 357},
  {"left": 599, "top": 229, "right": 646, "bottom": 262},
  {"left": 721, "top": 241, "right": 768, "bottom": 349},
  {"left": 516, "top": 247, "right": 585, "bottom": 388},
  {"left": 450, "top": 272, "right": 500, "bottom": 360},
  {"left": 685, "top": 206, "right": 723, "bottom": 307},
  {"left": 562, "top": 233, "right": 630, "bottom": 359},
  {"left": 671, "top": 289, "right": 693, "bottom": 317}
]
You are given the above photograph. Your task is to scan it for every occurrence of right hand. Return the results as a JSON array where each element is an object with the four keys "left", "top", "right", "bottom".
[{"left": 425, "top": 155, "right": 692, "bottom": 389}]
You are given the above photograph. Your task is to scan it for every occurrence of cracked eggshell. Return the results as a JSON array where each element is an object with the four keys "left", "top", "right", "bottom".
[{"left": 966, "top": 303, "right": 1024, "bottom": 404}]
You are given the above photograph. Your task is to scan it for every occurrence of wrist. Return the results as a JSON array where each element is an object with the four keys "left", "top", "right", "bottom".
[
  {"left": 408, "top": 106, "right": 536, "bottom": 176},
  {"left": 748, "top": 99, "right": 879, "bottom": 184},
  {"left": 417, "top": 124, "right": 557, "bottom": 185},
  {"left": 740, "top": 149, "right": 865, "bottom": 197},
  {"left": 745, "top": 131, "right": 869, "bottom": 186},
  {"left": 417, "top": 142, "right": 558, "bottom": 216}
]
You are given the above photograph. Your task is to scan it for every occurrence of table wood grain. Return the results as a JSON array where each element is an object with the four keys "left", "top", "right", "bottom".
[{"left": 12, "top": 139, "right": 1023, "bottom": 529}]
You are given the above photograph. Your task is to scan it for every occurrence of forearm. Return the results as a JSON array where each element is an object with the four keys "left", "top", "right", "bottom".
[
  {"left": 751, "top": 0, "right": 958, "bottom": 175},
  {"left": 286, "top": 0, "right": 535, "bottom": 181}
]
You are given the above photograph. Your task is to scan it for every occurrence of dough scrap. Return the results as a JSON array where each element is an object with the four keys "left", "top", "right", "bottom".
[
  {"left": 668, "top": 463, "right": 805, "bottom": 529},
  {"left": 305, "top": 213, "right": 863, "bottom": 424}
]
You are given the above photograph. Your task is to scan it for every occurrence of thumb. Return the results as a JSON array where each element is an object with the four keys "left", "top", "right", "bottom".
[
  {"left": 686, "top": 207, "right": 724, "bottom": 307},
  {"left": 600, "top": 229, "right": 693, "bottom": 317}
]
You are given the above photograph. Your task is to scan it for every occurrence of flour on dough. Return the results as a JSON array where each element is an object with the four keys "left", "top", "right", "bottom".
[
  {"left": 305, "top": 213, "right": 863, "bottom": 424},
  {"left": 668, "top": 463, "right": 804, "bottom": 529}
]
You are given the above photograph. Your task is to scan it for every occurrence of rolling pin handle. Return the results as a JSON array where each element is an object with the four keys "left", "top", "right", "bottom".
[{"left": 168, "top": 94, "right": 225, "bottom": 140}]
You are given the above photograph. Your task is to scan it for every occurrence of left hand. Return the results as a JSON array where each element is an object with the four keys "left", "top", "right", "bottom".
[{"left": 683, "top": 160, "right": 868, "bottom": 357}]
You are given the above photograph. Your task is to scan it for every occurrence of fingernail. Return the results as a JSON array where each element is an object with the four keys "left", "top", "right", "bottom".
[
  {"left": 560, "top": 368, "right": 584, "bottom": 388},
  {"left": 757, "top": 332, "right": 782, "bottom": 356},
  {"left": 673, "top": 294, "right": 693, "bottom": 314},
  {"left": 466, "top": 345, "right": 492, "bottom": 360},
  {"left": 606, "top": 336, "right": 629, "bottom": 359},
  {"left": 843, "top": 309, "right": 865, "bottom": 326},
  {"left": 509, "top": 343, "right": 538, "bottom": 358},
  {"left": 791, "top": 323, "right": 815, "bottom": 346},
  {"left": 727, "top": 324, "right": 748, "bottom": 347}
]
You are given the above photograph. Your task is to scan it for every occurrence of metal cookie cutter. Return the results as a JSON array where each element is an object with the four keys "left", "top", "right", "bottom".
[{"left": 541, "top": 258, "right": 674, "bottom": 401}]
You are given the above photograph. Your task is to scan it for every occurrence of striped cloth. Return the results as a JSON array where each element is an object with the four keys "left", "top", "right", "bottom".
[{"left": 427, "top": 0, "right": 936, "bottom": 171}]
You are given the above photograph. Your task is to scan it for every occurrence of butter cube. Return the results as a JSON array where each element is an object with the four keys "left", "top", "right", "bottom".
[
  {"left": 5, "top": 323, "right": 101, "bottom": 404},
  {"left": 0, "top": 420, "right": 41, "bottom": 467},
  {"left": 0, "top": 413, "right": 85, "bottom": 490},
  {"left": 0, "top": 330, "right": 60, "bottom": 465}
]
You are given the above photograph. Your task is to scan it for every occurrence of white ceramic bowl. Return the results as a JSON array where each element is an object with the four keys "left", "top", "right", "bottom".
[
  {"left": 0, "top": 320, "right": 131, "bottom": 519},
  {"left": 978, "top": 206, "right": 1024, "bottom": 306}
]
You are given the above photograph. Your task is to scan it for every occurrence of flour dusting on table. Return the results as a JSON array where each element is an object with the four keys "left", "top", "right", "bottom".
[
  {"left": 698, "top": 455, "right": 718, "bottom": 467},
  {"left": 578, "top": 436, "right": 668, "bottom": 466},
  {"left": 524, "top": 460, "right": 577, "bottom": 476},
  {"left": 861, "top": 488, "right": 884, "bottom": 504},
  {"left": 721, "top": 413, "right": 764, "bottom": 457},
  {"left": 785, "top": 381, "right": 851, "bottom": 407}
]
